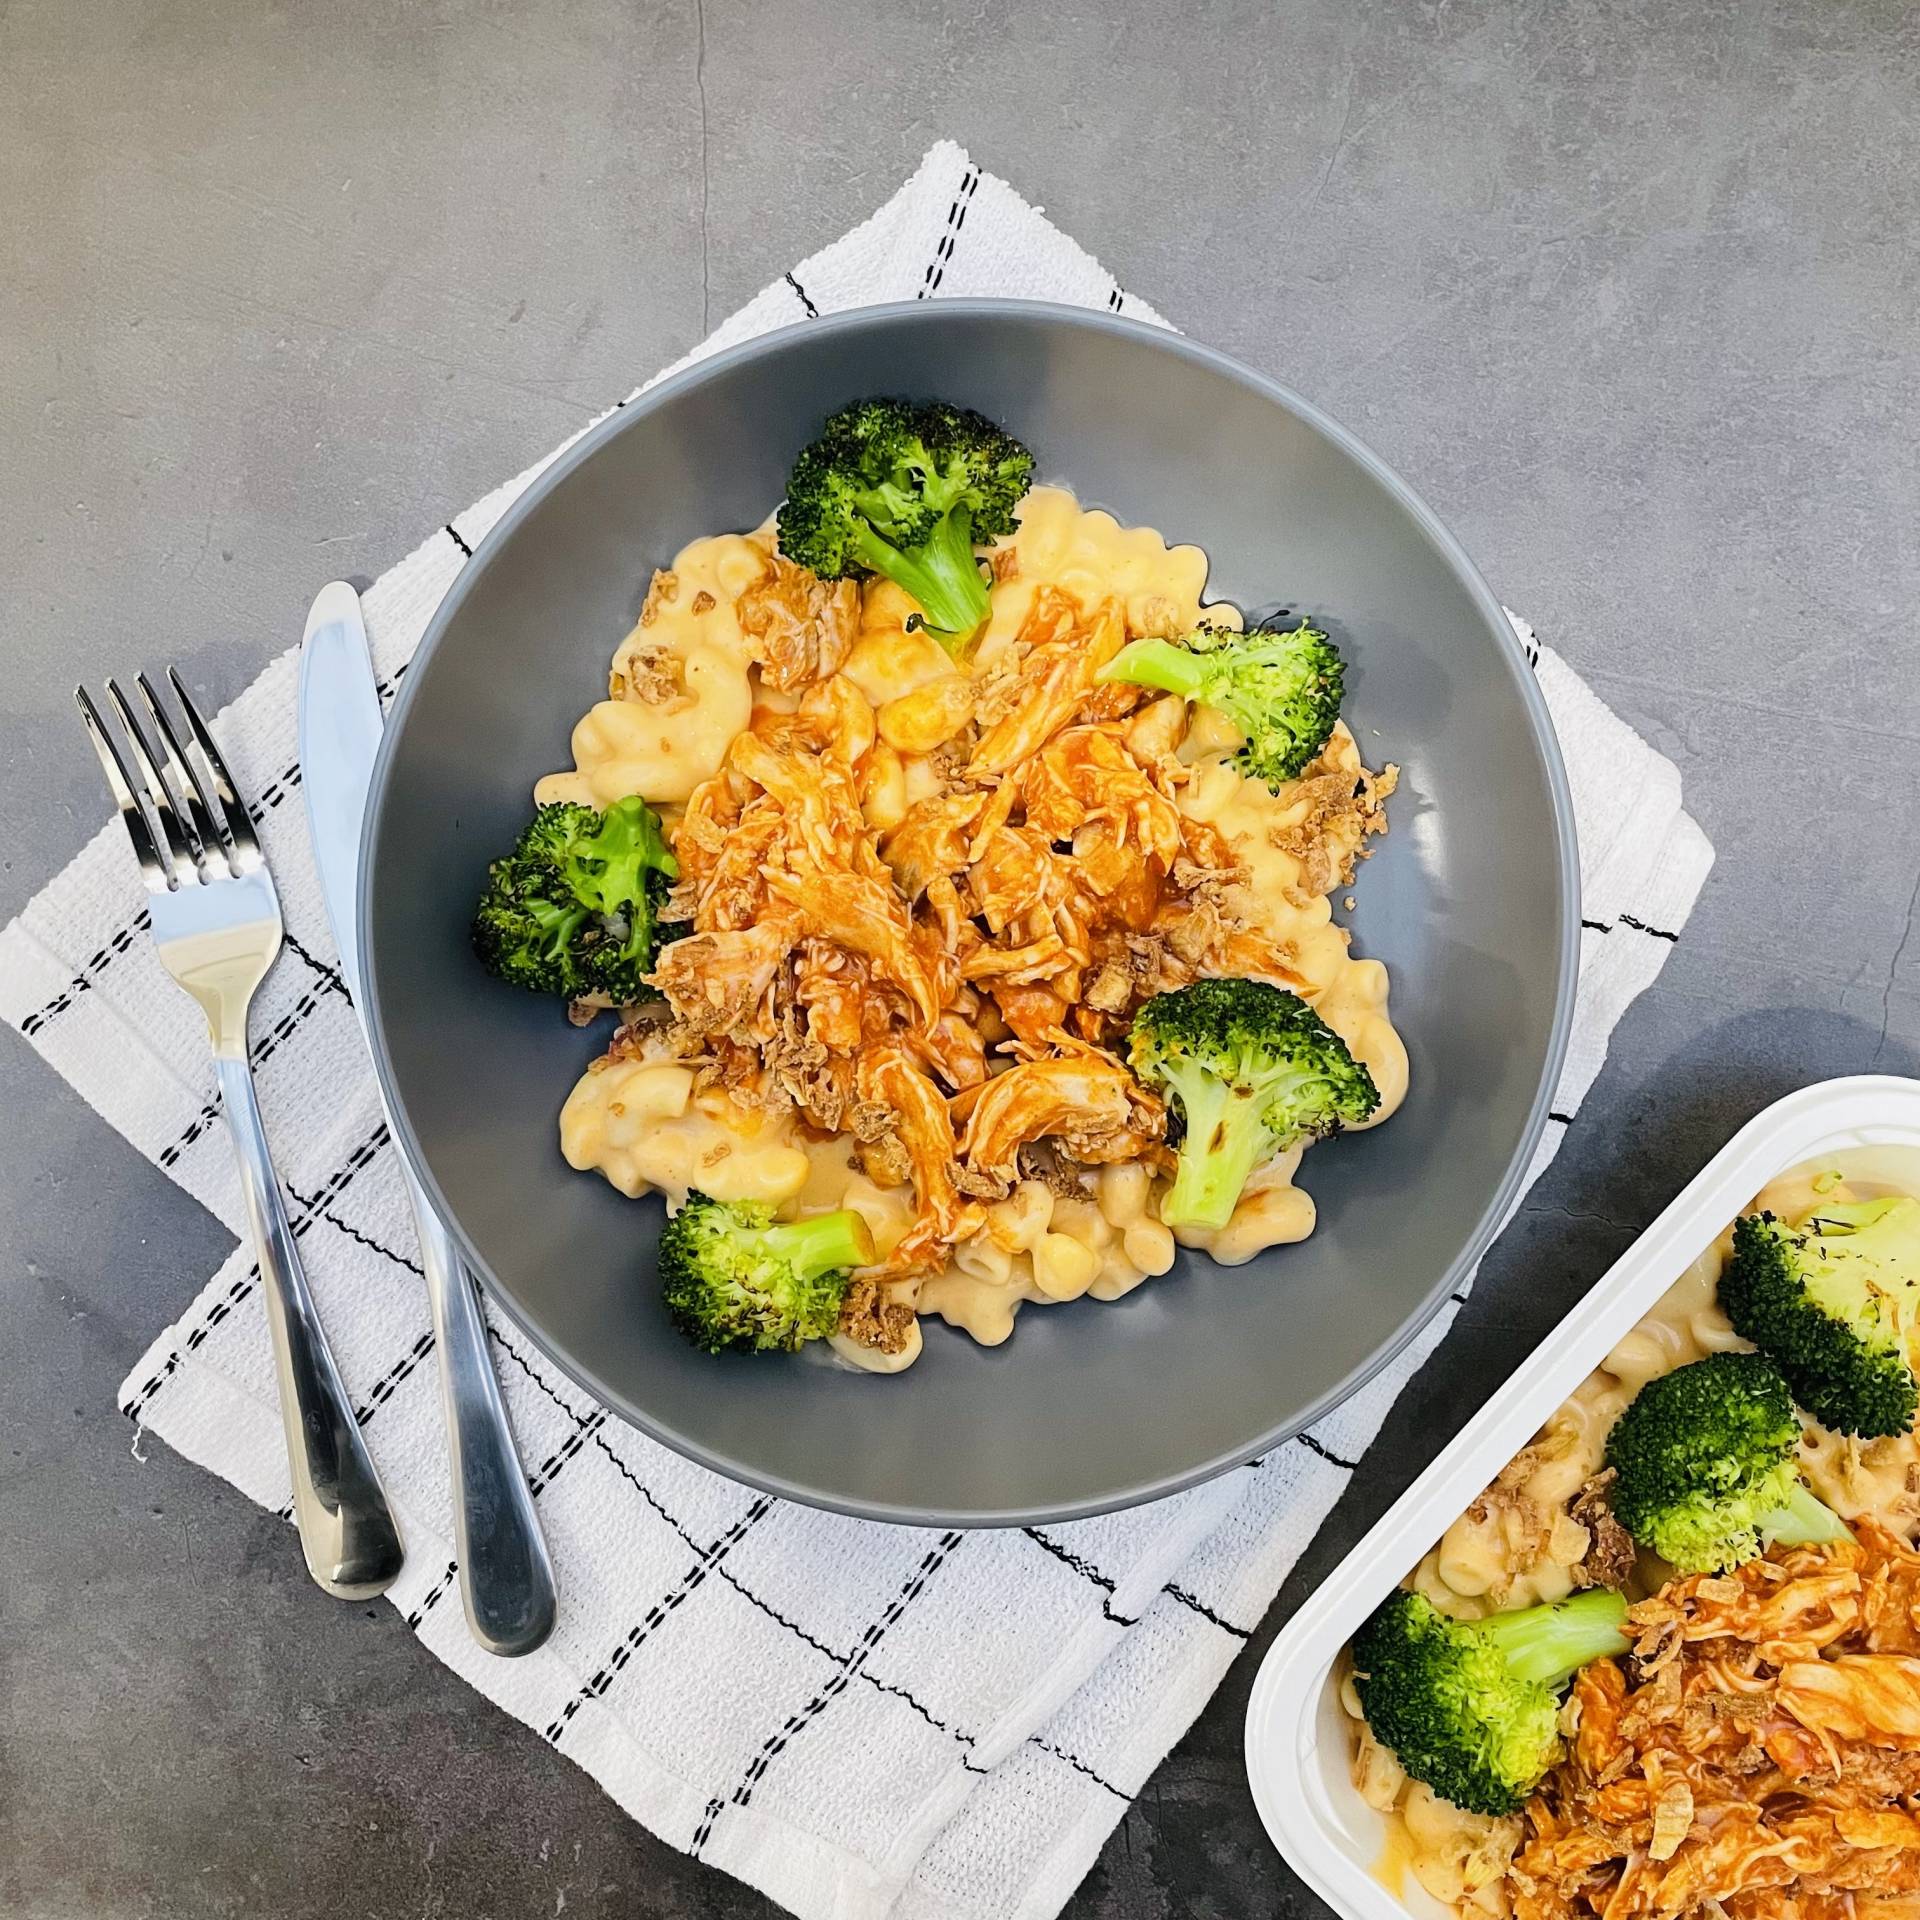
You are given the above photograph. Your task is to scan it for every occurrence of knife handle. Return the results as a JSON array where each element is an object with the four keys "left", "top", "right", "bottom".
[{"left": 406, "top": 1165, "right": 559, "bottom": 1657}]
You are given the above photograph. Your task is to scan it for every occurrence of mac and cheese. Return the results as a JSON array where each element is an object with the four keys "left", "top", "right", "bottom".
[
  {"left": 549, "top": 484, "right": 1404, "bottom": 1368},
  {"left": 1346, "top": 1163, "right": 1920, "bottom": 1919}
]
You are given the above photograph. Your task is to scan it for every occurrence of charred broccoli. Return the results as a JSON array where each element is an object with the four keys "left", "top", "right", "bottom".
[
  {"left": 1604, "top": 1351, "right": 1850, "bottom": 1575},
  {"left": 1351, "top": 1586, "right": 1630, "bottom": 1816},
  {"left": 1720, "top": 1198, "right": 1920, "bottom": 1438},
  {"left": 1098, "top": 620, "right": 1345, "bottom": 787},
  {"left": 659, "top": 1192, "right": 874, "bottom": 1354},
  {"left": 1127, "top": 978, "right": 1379, "bottom": 1232},
  {"left": 471, "top": 796, "right": 678, "bottom": 1003},
  {"left": 775, "top": 398, "right": 1033, "bottom": 643}
]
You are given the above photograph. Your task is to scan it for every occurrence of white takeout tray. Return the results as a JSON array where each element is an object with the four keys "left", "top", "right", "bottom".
[{"left": 1244, "top": 1073, "right": 1920, "bottom": 1920}]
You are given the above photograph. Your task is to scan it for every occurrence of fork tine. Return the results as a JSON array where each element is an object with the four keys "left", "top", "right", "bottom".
[
  {"left": 168, "top": 668, "right": 262, "bottom": 872},
  {"left": 135, "top": 671, "right": 232, "bottom": 876},
  {"left": 75, "top": 686, "right": 171, "bottom": 893},
  {"left": 104, "top": 679, "right": 199, "bottom": 887}
]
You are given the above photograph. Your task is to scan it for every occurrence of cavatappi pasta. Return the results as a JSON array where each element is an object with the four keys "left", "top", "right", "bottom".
[
  {"left": 548, "top": 484, "right": 1405, "bottom": 1368},
  {"left": 1343, "top": 1162, "right": 1920, "bottom": 1919}
]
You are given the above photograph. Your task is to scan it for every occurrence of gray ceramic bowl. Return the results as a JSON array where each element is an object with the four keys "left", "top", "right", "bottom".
[{"left": 362, "top": 300, "right": 1576, "bottom": 1526}]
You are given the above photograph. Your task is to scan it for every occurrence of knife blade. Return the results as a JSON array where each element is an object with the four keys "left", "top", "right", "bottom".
[
  {"left": 299, "top": 582, "right": 557, "bottom": 1658},
  {"left": 297, "top": 581, "right": 384, "bottom": 1009}
]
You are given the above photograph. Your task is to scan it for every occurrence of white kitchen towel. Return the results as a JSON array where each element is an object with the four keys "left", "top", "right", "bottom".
[{"left": 1, "top": 143, "right": 1713, "bottom": 1920}]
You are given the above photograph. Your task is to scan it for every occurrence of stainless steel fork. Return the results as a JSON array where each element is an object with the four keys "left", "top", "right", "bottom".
[{"left": 78, "top": 670, "right": 405, "bottom": 1599}]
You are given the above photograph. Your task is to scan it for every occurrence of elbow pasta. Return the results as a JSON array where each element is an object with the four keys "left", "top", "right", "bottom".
[
  {"left": 549, "top": 486, "right": 1409, "bottom": 1369},
  {"left": 1350, "top": 1165, "right": 1920, "bottom": 1914}
]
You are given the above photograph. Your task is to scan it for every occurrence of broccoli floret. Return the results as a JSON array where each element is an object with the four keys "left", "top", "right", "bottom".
[
  {"left": 1604, "top": 1352, "right": 1851, "bottom": 1574},
  {"left": 1097, "top": 621, "right": 1345, "bottom": 788},
  {"left": 1720, "top": 1199, "right": 1920, "bottom": 1438},
  {"left": 1352, "top": 1586, "right": 1630, "bottom": 1816},
  {"left": 1128, "top": 978, "right": 1379, "bottom": 1232},
  {"left": 659, "top": 1192, "right": 874, "bottom": 1354},
  {"left": 471, "top": 796, "right": 678, "bottom": 1003},
  {"left": 776, "top": 398, "right": 1034, "bottom": 644}
]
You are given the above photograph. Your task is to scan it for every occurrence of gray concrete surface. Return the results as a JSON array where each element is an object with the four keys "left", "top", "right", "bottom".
[{"left": 5, "top": 0, "right": 1919, "bottom": 1913}]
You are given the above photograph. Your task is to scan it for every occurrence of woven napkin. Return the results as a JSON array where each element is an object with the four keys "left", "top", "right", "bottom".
[{"left": 0, "top": 143, "right": 1713, "bottom": 1920}]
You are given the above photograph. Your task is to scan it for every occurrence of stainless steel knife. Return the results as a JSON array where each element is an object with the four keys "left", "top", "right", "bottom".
[{"left": 299, "top": 581, "right": 557, "bottom": 1657}]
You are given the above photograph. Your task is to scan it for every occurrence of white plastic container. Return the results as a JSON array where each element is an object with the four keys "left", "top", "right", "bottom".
[{"left": 1244, "top": 1074, "right": 1920, "bottom": 1920}]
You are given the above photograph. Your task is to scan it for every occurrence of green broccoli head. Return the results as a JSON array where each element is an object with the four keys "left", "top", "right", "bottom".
[
  {"left": 1351, "top": 1586, "right": 1630, "bottom": 1816},
  {"left": 1720, "top": 1199, "right": 1920, "bottom": 1439},
  {"left": 1128, "top": 978, "right": 1379, "bottom": 1232},
  {"left": 1604, "top": 1351, "right": 1851, "bottom": 1575},
  {"left": 659, "top": 1192, "right": 875, "bottom": 1354},
  {"left": 776, "top": 397, "right": 1034, "bottom": 645},
  {"left": 471, "top": 796, "right": 679, "bottom": 1003},
  {"left": 1097, "top": 621, "right": 1346, "bottom": 788}
]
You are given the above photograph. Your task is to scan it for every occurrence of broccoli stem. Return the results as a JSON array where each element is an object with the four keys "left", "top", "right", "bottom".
[
  {"left": 849, "top": 508, "right": 989, "bottom": 642},
  {"left": 1763, "top": 1480, "right": 1854, "bottom": 1550},
  {"left": 1160, "top": 1073, "right": 1269, "bottom": 1232},
  {"left": 754, "top": 1210, "right": 875, "bottom": 1280},
  {"left": 527, "top": 897, "right": 589, "bottom": 958},
  {"left": 1098, "top": 637, "right": 1211, "bottom": 699},
  {"left": 1805, "top": 1197, "right": 1911, "bottom": 1235},
  {"left": 1476, "top": 1588, "right": 1631, "bottom": 1688}
]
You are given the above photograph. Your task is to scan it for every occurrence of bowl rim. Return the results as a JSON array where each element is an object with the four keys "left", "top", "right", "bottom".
[{"left": 359, "top": 296, "right": 1581, "bottom": 1526}]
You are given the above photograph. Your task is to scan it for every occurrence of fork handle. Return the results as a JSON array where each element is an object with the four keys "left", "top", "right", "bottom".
[
  {"left": 216, "top": 1056, "right": 405, "bottom": 1599},
  {"left": 406, "top": 1168, "right": 558, "bottom": 1657}
]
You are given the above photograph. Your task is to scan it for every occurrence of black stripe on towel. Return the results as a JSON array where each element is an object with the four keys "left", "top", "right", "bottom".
[
  {"left": 1164, "top": 1584, "right": 1252, "bottom": 1639},
  {"left": 353, "top": 1330, "right": 437, "bottom": 1427},
  {"left": 477, "top": 1327, "right": 1129, "bottom": 1797},
  {"left": 542, "top": 1499, "right": 773, "bottom": 1746},
  {"left": 18, "top": 913, "right": 149, "bottom": 1036},
  {"left": 1295, "top": 1431, "right": 1357, "bottom": 1471},
  {"left": 1581, "top": 914, "right": 1680, "bottom": 943},
  {"left": 23, "top": 740, "right": 322, "bottom": 1040},
  {"left": 281, "top": 934, "right": 350, "bottom": 1001},
  {"left": 405, "top": 1560, "right": 461, "bottom": 1630},
  {"left": 158, "top": 986, "right": 328, "bottom": 1167},
  {"left": 1022, "top": 1526, "right": 1113, "bottom": 1590},
  {"left": 918, "top": 165, "right": 981, "bottom": 298},
  {"left": 1031, "top": 1737, "right": 1127, "bottom": 1800},
  {"left": 694, "top": 1534, "right": 964, "bottom": 1854},
  {"left": 406, "top": 1409, "right": 612, "bottom": 1629},
  {"left": 1617, "top": 912, "right": 1678, "bottom": 942},
  {"left": 22, "top": 887, "right": 340, "bottom": 1040},
  {"left": 1023, "top": 1527, "right": 1137, "bottom": 1624},
  {"left": 120, "top": 1122, "right": 394, "bottom": 1416}
]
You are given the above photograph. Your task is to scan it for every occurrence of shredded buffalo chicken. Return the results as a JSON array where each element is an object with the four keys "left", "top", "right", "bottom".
[
  {"left": 1508, "top": 1524, "right": 1920, "bottom": 1920},
  {"left": 630, "top": 549, "right": 1391, "bottom": 1352}
]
